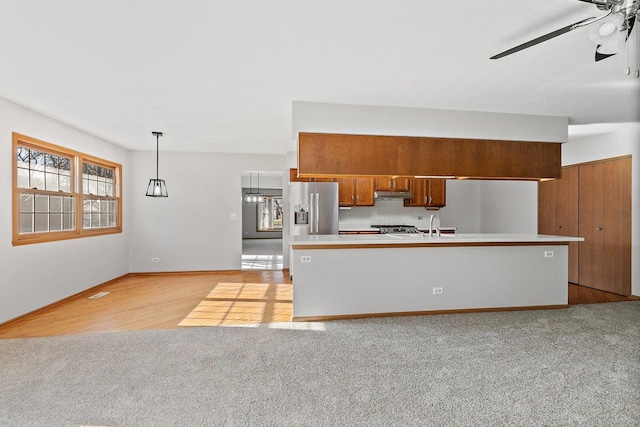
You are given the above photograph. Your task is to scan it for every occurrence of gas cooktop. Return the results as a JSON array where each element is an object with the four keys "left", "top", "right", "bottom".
[{"left": 371, "top": 225, "right": 420, "bottom": 234}]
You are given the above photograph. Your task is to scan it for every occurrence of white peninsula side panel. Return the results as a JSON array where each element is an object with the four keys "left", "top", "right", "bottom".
[{"left": 290, "top": 236, "right": 574, "bottom": 320}]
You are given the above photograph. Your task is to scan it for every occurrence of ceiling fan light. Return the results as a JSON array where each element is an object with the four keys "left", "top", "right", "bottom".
[
  {"left": 589, "top": 13, "right": 625, "bottom": 44},
  {"left": 596, "top": 36, "right": 626, "bottom": 54}
]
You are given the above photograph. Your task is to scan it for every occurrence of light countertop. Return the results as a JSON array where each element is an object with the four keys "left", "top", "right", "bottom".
[{"left": 291, "top": 233, "right": 584, "bottom": 247}]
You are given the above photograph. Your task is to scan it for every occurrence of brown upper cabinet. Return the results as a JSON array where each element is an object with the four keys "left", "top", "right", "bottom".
[
  {"left": 297, "top": 132, "right": 562, "bottom": 180},
  {"left": 404, "top": 179, "right": 446, "bottom": 208},
  {"left": 289, "top": 168, "right": 333, "bottom": 183},
  {"left": 336, "top": 177, "right": 375, "bottom": 207},
  {"left": 374, "top": 177, "right": 409, "bottom": 192}
]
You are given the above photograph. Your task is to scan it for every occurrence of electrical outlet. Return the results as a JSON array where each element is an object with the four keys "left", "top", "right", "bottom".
[
  {"left": 433, "top": 287, "right": 443, "bottom": 295},
  {"left": 544, "top": 251, "right": 554, "bottom": 258},
  {"left": 152, "top": 257, "right": 160, "bottom": 263},
  {"left": 301, "top": 256, "right": 312, "bottom": 263}
]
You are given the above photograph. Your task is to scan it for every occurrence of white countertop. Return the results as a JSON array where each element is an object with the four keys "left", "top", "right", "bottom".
[{"left": 291, "top": 233, "right": 584, "bottom": 246}]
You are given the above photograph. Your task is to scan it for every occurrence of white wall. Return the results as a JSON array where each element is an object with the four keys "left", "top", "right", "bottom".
[
  {"left": 0, "top": 97, "right": 130, "bottom": 324},
  {"left": 292, "top": 102, "right": 568, "bottom": 145},
  {"left": 128, "top": 150, "right": 285, "bottom": 272},
  {"left": 563, "top": 123, "right": 640, "bottom": 296}
]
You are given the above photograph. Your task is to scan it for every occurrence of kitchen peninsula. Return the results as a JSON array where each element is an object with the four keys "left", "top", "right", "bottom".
[{"left": 290, "top": 234, "right": 583, "bottom": 321}]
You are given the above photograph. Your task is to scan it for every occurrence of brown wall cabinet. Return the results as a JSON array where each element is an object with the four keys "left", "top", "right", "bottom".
[
  {"left": 538, "top": 157, "right": 631, "bottom": 295},
  {"left": 298, "top": 132, "right": 562, "bottom": 180},
  {"left": 336, "top": 177, "right": 375, "bottom": 207},
  {"left": 404, "top": 179, "right": 447, "bottom": 208},
  {"left": 375, "top": 177, "right": 409, "bottom": 192}
]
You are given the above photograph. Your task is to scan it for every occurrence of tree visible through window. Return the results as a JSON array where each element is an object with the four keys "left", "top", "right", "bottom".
[{"left": 12, "top": 133, "right": 122, "bottom": 245}]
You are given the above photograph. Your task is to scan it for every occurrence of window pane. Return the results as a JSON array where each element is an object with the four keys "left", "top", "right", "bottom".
[
  {"left": 83, "top": 213, "right": 91, "bottom": 228},
  {"left": 63, "top": 196, "right": 75, "bottom": 212},
  {"left": 58, "top": 157, "right": 71, "bottom": 175},
  {"left": 97, "top": 181, "right": 106, "bottom": 196},
  {"left": 45, "top": 154, "right": 59, "bottom": 173},
  {"left": 50, "top": 213, "right": 62, "bottom": 231},
  {"left": 34, "top": 194, "right": 49, "bottom": 212},
  {"left": 100, "top": 213, "right": 108, "bottom": 227},
  {"left": 30, "top": 170, "right": 44, "bottom": 190},
  {"left": 31, "top": 151, "right": 45, "bottom": 171},
  {"left": 105, "top": 183, "right": 114, "bottom": 197},
  {"left": 108, "top": 213, "right": 116, "bottom": 227},
  {"left": 91, "top": 213, "right": 100, "bottom": 228},
  {"left": 34, "top": 213, "right": 49, "bottom": 232},
  {"left": 19, "top": 193, "right": 34, "bottom": 212},
  {"left": 62, "top": 213, "right": 75, "bottom": 230},
  {"left": 59, "top": 175, "right": 71, "bottom": 192},
  {"left": 19, "top": 213, "right": 33, "bottom": 234},
  {"left": 88, "top": 180, "right": 97, "bottom": 195},
  {"left": 17, "top": 168, "right": 29, "bottom": 188},
  {"left": 16, "top": 147, "right": 30, "bottom": 168},
  {"left": 50, "top": 196, "right": 62, "bottom": 213},
  {"left": 45, "top": 173, "right": 59, "bottom": 191}
]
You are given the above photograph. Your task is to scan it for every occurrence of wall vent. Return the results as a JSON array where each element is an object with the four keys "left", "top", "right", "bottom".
[{"left": 88, "top": 292, "right": 110, "bottom": 299}]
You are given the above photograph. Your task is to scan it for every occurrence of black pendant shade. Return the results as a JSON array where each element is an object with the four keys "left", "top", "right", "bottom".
[{"left": 146, "top": 131, "right": 168, "bottom": 197}]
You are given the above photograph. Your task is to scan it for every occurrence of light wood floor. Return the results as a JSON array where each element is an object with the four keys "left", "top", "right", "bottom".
[
  {"left": 0, "top": 273, "right": 637, "bottom": 339},
  {"left": 0, "top": 270, "right": 292, "bottom": 339}
]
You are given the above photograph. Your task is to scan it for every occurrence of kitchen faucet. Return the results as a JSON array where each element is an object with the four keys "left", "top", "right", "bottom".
[{"left": 429, "top": 214, "right": 441, "bottom": 237}]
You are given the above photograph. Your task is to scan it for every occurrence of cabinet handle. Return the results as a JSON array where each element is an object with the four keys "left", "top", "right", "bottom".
[
  {"left": 428, "top": 196, "right": 432, "bottom": 205},
  {"left": 356, "top": 194, "right": 359, "bottom": 203},
  {"left": 596, "top": 227, "right": 602, "bottom": 231},
  {"left": 424, "top": 196, "right": 427, "bottom": 204},
  {"left": 558, "top": 225, "right": 562, "bottom": 229}
]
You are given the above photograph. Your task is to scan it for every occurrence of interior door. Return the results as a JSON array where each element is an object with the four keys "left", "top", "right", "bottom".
[
  {"left": 578, "top": 162, "right": 605, "bottom": 290},
  {"left": 602, "top": 157, "right": 632, "bottom": 295}
]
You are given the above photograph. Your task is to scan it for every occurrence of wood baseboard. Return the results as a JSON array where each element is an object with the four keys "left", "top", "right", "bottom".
[
  {"left": 0, "top": 273, "right": 131, "bottom": 331},
  {"left": 292, "top": 304, "right": 570, "bottom": 322}
]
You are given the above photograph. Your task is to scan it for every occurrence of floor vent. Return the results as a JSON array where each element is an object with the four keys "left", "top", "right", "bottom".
[{"left": 88, "top": 292, "right": 110, "bottom": 299}]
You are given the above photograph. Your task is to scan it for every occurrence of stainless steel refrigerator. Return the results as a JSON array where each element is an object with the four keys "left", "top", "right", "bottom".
[{"left": 289, "top": 182, "right": 339, "bottom": 236}]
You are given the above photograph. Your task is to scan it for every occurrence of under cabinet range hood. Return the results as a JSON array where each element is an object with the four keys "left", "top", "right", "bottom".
[{"left": 374, "top": 190, "right": 412, "bottom": 199}]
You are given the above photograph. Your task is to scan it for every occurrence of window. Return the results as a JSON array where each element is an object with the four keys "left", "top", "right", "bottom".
[
  {"left": 13, "top": 133, "right": 122, "bottom": 245},
  {"left": 257, "top": 196, "right": 283, "bottom": 231}
]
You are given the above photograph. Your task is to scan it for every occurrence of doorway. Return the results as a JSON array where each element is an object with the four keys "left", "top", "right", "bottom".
[{"left": 241, "top": 171, "right": 283, "bottom": 270}]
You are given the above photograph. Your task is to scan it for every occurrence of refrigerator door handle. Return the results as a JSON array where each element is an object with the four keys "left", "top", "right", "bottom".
[
  {"left": 309, "top": 192, "right": 315, "bottom": 234},
  {"left": 315, "top": 192, "right": 320, "bottom": 234}
]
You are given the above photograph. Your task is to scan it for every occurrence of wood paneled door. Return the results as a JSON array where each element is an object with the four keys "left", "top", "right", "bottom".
[
  {"left": 539, "top": 156, "right": 631, "bottom": 296},
  {"left": 578, "top": 157, "right": 631, "bottom": 295}
]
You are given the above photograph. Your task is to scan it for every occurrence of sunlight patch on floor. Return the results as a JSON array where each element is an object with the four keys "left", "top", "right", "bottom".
[{"left": 179, "top": 282, "right": 292, "bottom": 327}]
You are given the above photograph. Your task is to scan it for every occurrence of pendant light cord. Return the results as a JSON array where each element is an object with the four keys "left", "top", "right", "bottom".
[{"left": 156, "top": 133, "right": 160, "bottom": 181}]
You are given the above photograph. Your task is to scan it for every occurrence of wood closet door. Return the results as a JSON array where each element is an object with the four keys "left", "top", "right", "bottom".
[
  {"left": 602, "top": 157, "right": 631, "bottom": 295},
  {"left": 578, "top": 157, "right": 631, "bottom": 295},
  {"left": 578, "top": 162, "right": 605, "bottom": 290}
]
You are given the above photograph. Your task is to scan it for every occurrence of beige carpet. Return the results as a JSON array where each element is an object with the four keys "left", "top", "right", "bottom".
[{"left": 1, "top": 302, "right": 639, "bottom": 426}]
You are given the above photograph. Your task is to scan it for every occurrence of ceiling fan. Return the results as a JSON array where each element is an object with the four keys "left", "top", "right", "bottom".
[{"left": 490, "top": 0, "right": 639, "bottom": 67}]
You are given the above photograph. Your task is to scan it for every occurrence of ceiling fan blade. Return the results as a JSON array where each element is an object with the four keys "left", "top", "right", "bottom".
[
  {"left": 490, "top": 16, "right": 597, "bottom": 59},
  {"left": 574, "top": 0, "right": 622, "bottom": 5}
]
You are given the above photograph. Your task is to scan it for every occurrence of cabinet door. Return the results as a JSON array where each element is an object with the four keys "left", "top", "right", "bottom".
[
  {"left": 355, "top": 178, "right": 375, "bottom": 206},
  {"left": 578, "top": 162, "right": 606, "bottom": 290},
  {"left": 427, "top": 179, "right": 446, "bottom": 207},
  {"left": 393, "top": 178, "right": 409, "bottom": 191},
  {"left": 602, "top": 157, "right": 631, "bottom": 295},
  {"left": 404, "top": 179, "right": 427, "bottom": 207},
  {"left": 336, "top": 177, "right": 355, "bottom": 207},
  {"left": 375, "top": 178, "right": 393, "bottom": 191}
]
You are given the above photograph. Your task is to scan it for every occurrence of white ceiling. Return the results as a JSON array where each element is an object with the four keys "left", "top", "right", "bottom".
[{"left": 1, "top": 0, "right": 638, "bottom": 154}]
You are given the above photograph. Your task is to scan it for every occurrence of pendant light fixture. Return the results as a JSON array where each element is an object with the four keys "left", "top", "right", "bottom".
[
  {"left": 146, "top": 131, "right": 168, "bottom": 197},
  {"left": 243, "top": 172, "right": 264, "bottom": 203}
]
